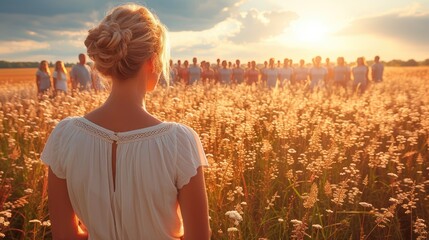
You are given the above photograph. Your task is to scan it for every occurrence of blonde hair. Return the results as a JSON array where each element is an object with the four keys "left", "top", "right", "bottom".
[
  {"left": 55, "top": 61, "right": 68, "bottom": 74},
  {"left": 84, "top": 4, "right": 170, "bottom": 82},
  {"left": 39, "top": 60, "right": 51, "bottom": 75}
]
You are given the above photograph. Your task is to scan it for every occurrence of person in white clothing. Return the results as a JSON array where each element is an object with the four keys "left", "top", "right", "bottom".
[
  {"left": 42, "top": 4, "right": 210, "bottom": 240},
  {"left": 309, "top": 56, "right": 327, "bottom": 91},
  {"left": 53, "top": 61, "right": 68, "bottom": 94},
  {"left": 352, "top": 57, "right": 369, "bottom": 93}
]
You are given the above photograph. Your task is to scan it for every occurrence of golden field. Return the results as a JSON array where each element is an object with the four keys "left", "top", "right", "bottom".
[{"left": 0, "top": 67, "right": 428, "bottom": 239}]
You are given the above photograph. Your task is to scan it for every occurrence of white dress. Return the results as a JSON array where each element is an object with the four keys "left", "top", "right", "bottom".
[{"left": 41, "top": 117, "right": 208, "bottom": 240}]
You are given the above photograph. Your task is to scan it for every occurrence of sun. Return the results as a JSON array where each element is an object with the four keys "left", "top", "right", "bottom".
[{"left": 291, "top": 19, "right": 329, "bottom": 43}]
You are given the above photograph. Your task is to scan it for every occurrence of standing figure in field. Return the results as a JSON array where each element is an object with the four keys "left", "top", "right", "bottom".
[
  {"left": 266, "top": 58, "right": 278, "bottom": 89},
  {"left": 260, "top": 61, "right": 268, "bottom": 86},
  {"left": 176, "top": 60, "right": 183, "bottom": 83},
  {"left": 218, "top": 60, "right": 232, "bottom": 84},
  {"left": 36, "top": 60, "right": 52, "bottom": 96},
  {"left": 169, "top": 59, "right": 178, "bottom": 85},
  {"left": 70, "top": 53, "right": 92, "bottom": 91},
  {"left": 213, "top": 58, "right": 221, "bottom": 84},
  {"left": 352, "top": 57, "right": 369, "bottom": 94},
  {"left": 333, "top": 57, "right": 350, "bottom": 92},
  {"left": 325, "top": 57, "right": 334, "bottom": 85},
  {"left": 201, "top": 62, "right": 214, "bottom": 84},
  {"left": 42, "top": 4, "right": 210, "bottom": 240},
  {"left": 245, "top": 60, "right": 259, "bottom": 85},
  {"left": 181, "top": 60, "right": 190, "bottom": 85},
  {"left": 89, "top": 63, "right": 106, "bottom": 92},
  {"left": 309, "top": 56, "right": 327, "bottom": 91},
  {"left": 278, "top": 58, "right": 294, "bottom": 87},
  {"left": 371, "top": 55, "right": 384, "bottom": 83},
  {"left": 53, "top": 61, "right": 68, "bottom": 95},
  {"left": 232, "top": 59, "right": 245, "bottom": 84},
  {"left": 294, "top": 59, "right": 309, "bottom": 85},
  {"left": 189, "top": 57, "right": 202, "bottom": 85}
]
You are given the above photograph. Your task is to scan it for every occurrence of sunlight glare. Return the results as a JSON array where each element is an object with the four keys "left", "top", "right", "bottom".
[{"left": 291, "top": 19, "right": 329, "bottom": 43}]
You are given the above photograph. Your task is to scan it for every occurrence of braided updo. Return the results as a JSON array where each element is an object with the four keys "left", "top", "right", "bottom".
[{"left": 85, "top": 4, "right": 170, "bottom": 81}]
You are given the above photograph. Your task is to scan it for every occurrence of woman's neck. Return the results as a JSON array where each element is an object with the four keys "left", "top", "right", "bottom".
[{"left": 106, "top": 80, "right": 146, "bottom": 110}]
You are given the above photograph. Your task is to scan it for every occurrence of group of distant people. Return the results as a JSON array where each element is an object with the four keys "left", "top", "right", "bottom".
[
  {"left": 163, "top": 55, "right": 384, "bottom": 93},
  {"left": 35, "top": 53, "right": 106, "bottom": 97},
  {"left": 36, "top": 54, "right": 384, "bottom": 97}
]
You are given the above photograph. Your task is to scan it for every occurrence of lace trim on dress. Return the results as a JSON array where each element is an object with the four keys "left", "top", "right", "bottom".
[{"left": 73, "top": 118, "right": 173, "bottom": 143}]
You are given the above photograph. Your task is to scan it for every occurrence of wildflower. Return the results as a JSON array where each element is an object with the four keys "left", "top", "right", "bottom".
[
  {"left": 290, "top": 219, "right": 302, "bottom": 224},
  {"left": 312, "top": 224, "right": 323, "bottom": 229},
  {"left": 359, "top": 202, "right": 373, "bottom": 208},
  {"left": 227, "top": 227, "right": 239, "bottom": 232},
  {"left": 387, "top": 173, "right": 398, "bottom": 178},
  {"left": 29, "top": 219, "right": 42, "bottom": 225},
  {"left": 278, "top": 218, "right": 284, "bottom": 222},
  {"left": 24, "top": 188, "right": 33, "bottom": 194}
]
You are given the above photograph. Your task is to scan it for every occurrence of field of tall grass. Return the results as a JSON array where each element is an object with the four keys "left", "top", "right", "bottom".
[{"left": 0, "top": 67, "right": 428, "bottom": 239}]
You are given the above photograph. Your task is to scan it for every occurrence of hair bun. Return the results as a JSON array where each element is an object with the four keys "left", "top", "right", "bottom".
[
  {"left": 95, "top": 22, "right": 133, "bottom": 60},
  {"left": 85, "top": 4, "right": 169, "bottom": 81}
]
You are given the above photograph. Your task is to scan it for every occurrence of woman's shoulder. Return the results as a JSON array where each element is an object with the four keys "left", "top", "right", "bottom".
[{"left": 52, "top": 117, "right": 79, "bottom": 132}]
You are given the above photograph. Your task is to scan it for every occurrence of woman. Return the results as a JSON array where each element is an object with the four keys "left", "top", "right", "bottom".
[
  {"left": 41, "top": 4, "right": 210, "bottom": 240},
  {"left": 352, "top": 57, "right": 369, "bottom": 93},
  {"left": 53, "top": 61, "right": 68, "bottom": 94},
  {"left": 36, "top": 60, "right": 51, "bottom": 95}
]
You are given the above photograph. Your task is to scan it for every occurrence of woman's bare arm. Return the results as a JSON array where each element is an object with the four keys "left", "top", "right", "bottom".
[
  {"left": 48, "top": 167, "right": 88, "bottom": 240},
  {"left": 178, "top": 167, "right": 210, "bottom": 240}
]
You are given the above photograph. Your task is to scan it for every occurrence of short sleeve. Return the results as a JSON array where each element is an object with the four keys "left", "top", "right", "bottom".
[
  {"left": 40, "top": 118, "right": 71, "bottom": 179},
  {"left": 175, "top": 124, "right": 208, "bottom": 189}
]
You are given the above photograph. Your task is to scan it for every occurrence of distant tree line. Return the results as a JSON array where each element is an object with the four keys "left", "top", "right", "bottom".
[
  {"left": 0, "top": 61, "right": 75, "bottom": 68},
  {"left": 1, "top": 59, "right": 429, "bottom": 68}
]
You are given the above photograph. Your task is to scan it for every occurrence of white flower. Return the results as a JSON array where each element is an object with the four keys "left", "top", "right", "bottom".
[
  {"left": 290, "top": 219, "right": 302, "bottom": 225},
  {"left": 29, "top": 219, "right": 42, "bottom": 225},
  {"left": 24, "top": 188, "right": 33, "bottom": 194},
  {"left": 312, "top": 224, "right": 323, "bottom": 229},
  {"left": 359, "top": 202, "right": 373, "bottom": 208}
]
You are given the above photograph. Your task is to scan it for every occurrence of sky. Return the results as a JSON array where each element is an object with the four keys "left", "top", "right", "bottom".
[{"left": 0, "top": 0, "right": 428, "bottom": 64}]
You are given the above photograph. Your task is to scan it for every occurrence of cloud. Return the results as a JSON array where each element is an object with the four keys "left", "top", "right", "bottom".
[
  {"left": 146, "top": 0, "right": 245, "bottom": 31},
  {"left": 0, "top": 0, "right": 245, "bottom": 31},
  {"left": 0, "top": 13, "right": 96, "bottom": 42},
  {"left": 228, "top": 9, "right": 298, "bottom": 43},
  {"left": 339, "top": 7, "right": 429, "bottom": 46},
  {"left": 0, "top": 40, "right": 50, "bottom": 54}
]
